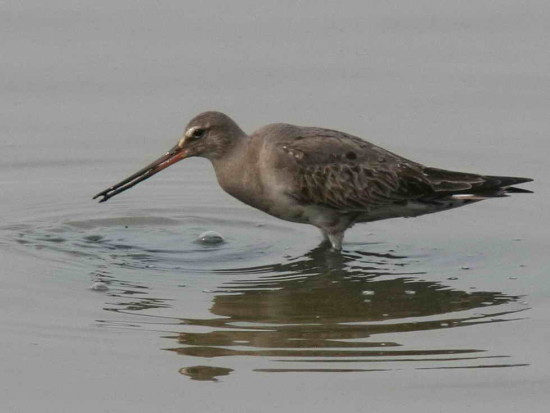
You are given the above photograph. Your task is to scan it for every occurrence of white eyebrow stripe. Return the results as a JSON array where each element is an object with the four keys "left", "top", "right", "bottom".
[{"left": 185, "top": 126, "right": 201, "bottom": 138}]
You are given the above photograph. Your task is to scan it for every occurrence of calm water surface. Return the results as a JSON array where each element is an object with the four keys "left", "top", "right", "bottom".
[
  {"left": 1, "top": 1, "right": 549, "bottom": 412},
  {"left": 0, "top": 173, "right": 538, "bottom": 382}
]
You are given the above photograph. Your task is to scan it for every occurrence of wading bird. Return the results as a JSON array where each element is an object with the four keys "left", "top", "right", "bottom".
[{"left": 94, "top": 111, "right": 532, "bottom": 250}]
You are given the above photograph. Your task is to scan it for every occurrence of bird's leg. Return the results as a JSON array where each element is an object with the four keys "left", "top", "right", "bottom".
[
  {"left": 327, "top": 232, "right": 344, "bottom": 251},
  {"left": 315, "top": 217, "right": 351, "bottom": 251},
  {"left": 317, "top": 230, "right": 332, "bottom": 249}
]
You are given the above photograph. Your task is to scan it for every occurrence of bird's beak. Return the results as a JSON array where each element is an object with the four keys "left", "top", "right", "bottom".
[{"left": 93, "top": 142, "right": 189, "bottom": 203}]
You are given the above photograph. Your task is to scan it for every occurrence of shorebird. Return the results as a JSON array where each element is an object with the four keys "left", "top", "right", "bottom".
[{"left": 94, "top": 111, "right": 533, "bottom": 250}]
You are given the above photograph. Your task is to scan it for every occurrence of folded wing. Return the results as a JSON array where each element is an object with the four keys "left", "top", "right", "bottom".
[{"left": 278, "top": 129, "right": 532, "bottom": 211}]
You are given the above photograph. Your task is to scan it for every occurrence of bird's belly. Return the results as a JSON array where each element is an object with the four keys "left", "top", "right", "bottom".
[
  {"left": 219, "top": 172, "right": 339, "bottom": 226},
  {"left": 219, "top": 182, "right": 310, "bottom": 223},
  {"left": 262, "top": 197, "right": 312, "bottom": 224}
]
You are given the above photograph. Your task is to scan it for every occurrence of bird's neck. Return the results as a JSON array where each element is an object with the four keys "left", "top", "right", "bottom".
[
  {"left": 209, "top": 136, "right": 265, "bottom": 209},
  {"left": 209, "top": 134, "right": 247, "bottom": 167}
]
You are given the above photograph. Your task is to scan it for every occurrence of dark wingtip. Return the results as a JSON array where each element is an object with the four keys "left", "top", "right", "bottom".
[
  {"left": 477, "top": 175, "right": 533, "bottom": 192},
  {"left": 505, "top": 186, "right": 533, "bottom": 194},
  {"left": 497, "top": 176, "right": 533, "bottom": 186},
  {"left": 515, "top": 177, "right": 533, "bottom": 184}
]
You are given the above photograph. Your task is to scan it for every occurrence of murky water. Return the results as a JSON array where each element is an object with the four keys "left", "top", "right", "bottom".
[{"left": 1, "top": 1, "right": 549, "bottom": 411}]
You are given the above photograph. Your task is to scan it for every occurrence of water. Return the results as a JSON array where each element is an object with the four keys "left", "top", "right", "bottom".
[
  {"left": 1, "top": 1, "right": 549, "bottom": 412},
  {"left": 1, "top": 201, "right": 531, "bottom": 378}
]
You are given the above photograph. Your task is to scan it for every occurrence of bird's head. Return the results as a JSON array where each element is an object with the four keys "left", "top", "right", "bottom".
[
  {"left": 93, "top": 111, "right": 245, "bottom": 203},
  {"left": 179, "top": 111, "right": 246, "bottom": 160}
]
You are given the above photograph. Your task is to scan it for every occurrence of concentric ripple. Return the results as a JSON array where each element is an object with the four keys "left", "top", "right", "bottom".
[
  {"left": 1, "top": 207, "right": 529, "bottom": 381},
  {"left": 7, "top": 208, "right": 300, "bottom": 272}
]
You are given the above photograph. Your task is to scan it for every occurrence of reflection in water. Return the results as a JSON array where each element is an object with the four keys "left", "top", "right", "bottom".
[
  {"left": 179, "top": 366, "right": 233, "bottom": 381},
  {"left": 3, "top": 214, "right": 528, "bottom": 381},
  {"left": 161, "top": 247, "right": 525, "bottom": 378}
]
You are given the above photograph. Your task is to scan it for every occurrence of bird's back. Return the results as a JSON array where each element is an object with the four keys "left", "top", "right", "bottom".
[{"left": 250, "top": 123, "right": 532, "bottom": 220}]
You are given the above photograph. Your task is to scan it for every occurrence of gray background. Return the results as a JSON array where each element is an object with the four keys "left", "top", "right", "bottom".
[{"left": 1, "top": 1, "right": 548, "bottom": 412}]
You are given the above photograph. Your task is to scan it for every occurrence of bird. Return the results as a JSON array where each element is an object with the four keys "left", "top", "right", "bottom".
[{"left": 93, "top": 111, "right": 533, "bottom": 250}]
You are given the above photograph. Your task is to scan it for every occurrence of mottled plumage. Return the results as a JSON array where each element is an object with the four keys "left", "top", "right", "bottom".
[{"left": 94, "top": 111, "right": 533, "bottom": 250}]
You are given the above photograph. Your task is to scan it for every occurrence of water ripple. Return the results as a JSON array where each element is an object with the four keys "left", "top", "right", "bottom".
[{"left": 0, "top": 207, "right": 529, "bottom": 381}]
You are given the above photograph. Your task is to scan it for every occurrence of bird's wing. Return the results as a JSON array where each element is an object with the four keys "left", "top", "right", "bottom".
[{"left": 276, "top": 128, "right": 491, "bottom": 210}]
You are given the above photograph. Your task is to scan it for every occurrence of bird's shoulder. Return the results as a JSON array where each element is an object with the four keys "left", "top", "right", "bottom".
[
  {"left": 248, "top": 125, "right": 435, "bottom": 209},
  {"left": 250, "top": 124, "right": 502, "bottom": 211},
  {"left": 252, "top": 124, "right": 410, "bottom": 167}
]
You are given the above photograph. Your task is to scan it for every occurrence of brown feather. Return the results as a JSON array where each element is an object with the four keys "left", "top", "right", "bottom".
[{"left": 277, "top": 128, "right": 532, "bottom": 211}]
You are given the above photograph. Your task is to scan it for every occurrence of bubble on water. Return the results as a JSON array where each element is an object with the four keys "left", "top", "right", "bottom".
[
  {"left": 361, "top": 290, "right": 375, "bottom": 296},
  {"left": 509, "top": 276, "right": 518, "bottom": 280},
  {"left": 90, "top": 281, "right": 108, "bottom": 291},
  {"left": 440, "top": 322, "right": 449, "bottom": 327},
  {"left": 196, "top": 231, "right": 225, "bottom": 245},
  {"left": 404, "top": 290, "right": 416, "bottom": 295}
]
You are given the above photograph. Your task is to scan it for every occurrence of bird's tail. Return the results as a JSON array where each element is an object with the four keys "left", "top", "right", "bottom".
[
  {"left": 449, "top": 175, "right": 533, "bottom": 200},
  {"left": 421, "top": 167, "right": 533, "bottom": 201}
]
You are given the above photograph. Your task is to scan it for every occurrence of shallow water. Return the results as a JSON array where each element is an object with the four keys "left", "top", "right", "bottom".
[
  {"left": 2, "top": 1, "right": 549, "bottom": 412},
  {"left": 1, "top": 196, "right": 535, "bottom": 384}
]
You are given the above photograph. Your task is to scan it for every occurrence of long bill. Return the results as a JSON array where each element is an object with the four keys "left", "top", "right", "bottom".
[{"left": 93, "top": 144, "right": 188, "bottom": 203}]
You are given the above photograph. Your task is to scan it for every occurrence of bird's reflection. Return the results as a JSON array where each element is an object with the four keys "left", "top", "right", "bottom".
[
  {"left": 6, "top": 213, "right": 528, "bottom": 381},
  {"left": 162, "top": 246, "right": 524, "bottom": 379}
]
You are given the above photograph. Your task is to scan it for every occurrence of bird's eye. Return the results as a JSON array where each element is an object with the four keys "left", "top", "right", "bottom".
[{"left": 191, "top": 128, "right": 205, "bottom": 138}]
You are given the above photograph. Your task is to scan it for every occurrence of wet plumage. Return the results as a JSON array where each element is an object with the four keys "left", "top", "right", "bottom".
[{"left": 94, "top": 111, "right": 533, "bottom": 250}]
